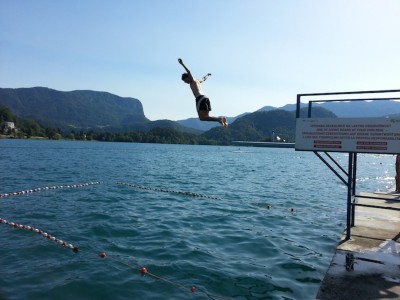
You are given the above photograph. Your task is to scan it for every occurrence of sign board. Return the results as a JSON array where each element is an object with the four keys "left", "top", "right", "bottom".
[{"left": 295, "top": 117, "right": 400, "bottom": 154}]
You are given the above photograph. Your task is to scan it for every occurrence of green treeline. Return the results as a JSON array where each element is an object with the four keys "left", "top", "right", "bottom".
[
  {"left": 68, "top": 128, "right": 218, "bottom": 145},
  {"left": 0, "top": 105, "right": 218, "bottom": 143},
  {"left": 0, "top": 105, "right": 62, "bottom": 139}
]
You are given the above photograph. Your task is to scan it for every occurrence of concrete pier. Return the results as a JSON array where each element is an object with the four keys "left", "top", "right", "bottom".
[{"left": 316, "top": 192, "right": 400, "bottom": 300}]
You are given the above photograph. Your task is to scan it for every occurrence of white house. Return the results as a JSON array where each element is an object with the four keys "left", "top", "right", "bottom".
[{"left": 4, "top": 122, "right": 15, "bottom": 130}]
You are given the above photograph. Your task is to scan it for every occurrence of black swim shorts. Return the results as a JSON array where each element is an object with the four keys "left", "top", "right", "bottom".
[{"left": 195, "top": 95, "right": 212, "bottom": 112}]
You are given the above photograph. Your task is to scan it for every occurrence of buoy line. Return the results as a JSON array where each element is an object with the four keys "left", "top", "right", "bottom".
[
  {"left": 0, "top": 217, "right": 79, "bottom": 252},
  {"left": 0, "top": 181, "right": 101, "bottom": 198},
  {"left": 117, "top": 182, "right": 222, "bottom": 200},
  {"left": 0, "top": 216, "right": 231, "bottom": 299},
  {"left": 0, "top": 181, "right": 312, "bottom": 299},
  {"left": 0, "top": 181, "right": 222, "bottom": 201}
]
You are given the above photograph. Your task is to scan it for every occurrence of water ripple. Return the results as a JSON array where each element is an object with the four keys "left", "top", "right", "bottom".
[{"left": 0, "top": 140, "right": 395, "bottom": 299}]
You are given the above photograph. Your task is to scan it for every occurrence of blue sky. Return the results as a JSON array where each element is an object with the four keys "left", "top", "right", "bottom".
[{"left": 1, "top": 1, "right": 399, "bottom": 121}]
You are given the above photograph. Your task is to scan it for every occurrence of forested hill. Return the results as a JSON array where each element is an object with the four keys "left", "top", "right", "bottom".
[
  {"left": 201, "top": 107, "right": 337, "bottom": 144},
  {"left": 1, "top": 86, "right": 337, "bottom": 144},
  {"left": 0, "top": 87, "right": 148, "bottom": 131},
  {"left": 0, "top": 86, "right": 337, "bottom": 144}
]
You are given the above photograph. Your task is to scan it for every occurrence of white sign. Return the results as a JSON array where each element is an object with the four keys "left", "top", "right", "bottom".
[{"left": 295, "top": 117, "right": 400, "bottom": 154}]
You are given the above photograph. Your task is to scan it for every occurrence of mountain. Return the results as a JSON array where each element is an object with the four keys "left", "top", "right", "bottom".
[
  {"left": 145, "top": 119, "right": 201, "bottom": 134},
  {"left": 183, "top": 99, "right": 400, "bottom": 131},
  {"left": 255, "top": 105, "right": 277, "bottom": 112},
  {"left": 201, "top": 107, "right": 336, "bottom": 144},
  {"left": 3, "top": 86, "right": 398, "bottom": 144},
  {"left": 176, "top": 115, "right": 241, "bottom": 131},
  {"left": 176, "top": 118, "right": 219, "bottom": 131},
  {"left": 0, "top": 87, "right": 205, "bottom": 134},
  {"left": 314, "top": 100, "right": 400, "bottom": 117},
  {"left": 0, "top": 86, "right": 349, "bottom": 145},
  {"left": 0, "top": 87, "right": 149, "bottom": 132},
  {"left": 259, "top": 100, "right": 400, "bottom": 117}
]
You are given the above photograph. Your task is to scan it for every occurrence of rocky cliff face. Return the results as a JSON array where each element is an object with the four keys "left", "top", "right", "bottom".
[{"left": 0, "top": 87, "right": 148, "bottom": 131}]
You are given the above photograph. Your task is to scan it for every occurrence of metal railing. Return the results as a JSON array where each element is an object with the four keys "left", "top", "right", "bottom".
[{"left": 295, "top": 89, "right": 400, "bottom": 239}]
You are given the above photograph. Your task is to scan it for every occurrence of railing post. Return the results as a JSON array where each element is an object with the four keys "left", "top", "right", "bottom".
[
  {"left": 351, "top": 153, "right": 357, "bottom": 227},
  {"left": 346, "top": 153, "right": 355, "bottom": 240},
  {"left": 296, "top": 95, "right": 301, "bottom": 118}
]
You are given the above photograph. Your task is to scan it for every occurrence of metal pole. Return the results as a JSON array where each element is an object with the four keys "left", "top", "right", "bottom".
[
  {"left": 314, "top": 152, "right": 348, "bottom": 185},
  {"left": 296, "top": 95, "right": 301, "bottom": 118},
  {"left": 346, "top": 153, "right": 354, "bottom": 240},
  {"left": 351, "top": 153, "right": 357, "bottom": 226}
]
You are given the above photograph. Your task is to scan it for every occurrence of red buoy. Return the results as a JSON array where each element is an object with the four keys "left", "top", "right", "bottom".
[
  {"left": 100, "top": 252, "right": 107, "bottom": 258},
  {"left": 140, "top": 267, "right": 147, "bottom": 274}
]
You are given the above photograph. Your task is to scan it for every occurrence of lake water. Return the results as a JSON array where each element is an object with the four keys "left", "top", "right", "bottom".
[{"left": 0, "top": 139, "right": 396, "bottom": 300}]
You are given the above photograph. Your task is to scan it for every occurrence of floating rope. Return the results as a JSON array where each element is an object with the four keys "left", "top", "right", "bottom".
[
  {"left": 0, "top": 217, "right": 230, "bottom": 299},
  {"left": 0, "top": 180, "right": 242, "bottom": 298},
  {"left": 0, "top": 179, "right": 314, "bottom": 299},
  {"left": 117, "top": 182, "right": 221, "bottom": 200},
  {"left": 95, "top": 252, "right": 200, "bottom": 295},
  {"left": 89, "top": 249, "right": 231, "bottom": 300},
  {"left": 0, "top": 181, "right": 228, "bottom": 298},
  {"left": 0, "top": 181, "right": 222, "bottom": 201},
  {"left": 0, "top": 217, "right": 79, "bottom": 252},
  {"left": 0, "top": 181, "right": 101, "bottom": 198}
]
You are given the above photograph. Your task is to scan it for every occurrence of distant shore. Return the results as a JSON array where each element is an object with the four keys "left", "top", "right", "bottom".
[{"left": 0, "top": 135, "right": 47, "bottom": 140}]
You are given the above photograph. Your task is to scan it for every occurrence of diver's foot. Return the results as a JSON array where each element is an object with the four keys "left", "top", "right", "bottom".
[{"left": 221, "top": 117, "right": 228, "bottom": 128}]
